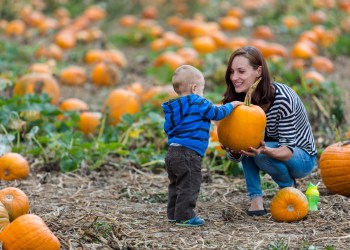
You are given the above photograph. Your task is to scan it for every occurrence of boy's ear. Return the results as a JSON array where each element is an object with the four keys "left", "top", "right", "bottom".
[{"left": 191, "top": 84, "right": 197, "bottom": 93}]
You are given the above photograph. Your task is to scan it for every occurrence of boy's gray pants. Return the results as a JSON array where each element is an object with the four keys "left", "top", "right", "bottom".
[{"left": 165, "top": 146, "right": 203, "bottom": 221}]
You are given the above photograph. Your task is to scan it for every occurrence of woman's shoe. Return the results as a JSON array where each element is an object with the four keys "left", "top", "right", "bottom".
[{"left": 246, "top": 208, "right": 267, "bottom": 216}]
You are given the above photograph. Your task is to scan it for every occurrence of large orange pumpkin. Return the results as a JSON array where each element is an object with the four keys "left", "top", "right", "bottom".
[
  {"left": 0, "top": 187, "right": 30, "bottom": 222},
  {"left": 217, "top": 78, "right": 266, "bottom": 151},
  {"left": 13, "top": 73, "right": 61, "bottom": 105},
  {"left": 0, "top": 201, "right": 10, "bottom": 232},
  {"left": 270, "top": 187, "right": 308, "bottom": 222},
  {"left": 0, "top": 152, "right": 29, "bottom": 181},
  {"left": 319, "top": 142, "right": 350, "bottom": 196},
  {"left": 0, "top": 214, "right": 60, "bottom": 250}
]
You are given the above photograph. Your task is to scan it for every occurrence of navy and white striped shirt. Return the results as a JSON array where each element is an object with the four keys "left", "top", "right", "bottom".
[{"left": 265, "top": 82, "right": 317, "bottom": 156}]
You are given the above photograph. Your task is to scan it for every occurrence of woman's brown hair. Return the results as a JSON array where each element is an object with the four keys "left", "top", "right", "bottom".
[{"left": 222, "top": 46, "right": 274, "bottom": 107}]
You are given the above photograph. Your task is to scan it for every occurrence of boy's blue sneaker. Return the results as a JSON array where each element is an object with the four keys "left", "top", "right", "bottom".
[{"left": 175, "top": 216, "right": 205, "bottom": 227}]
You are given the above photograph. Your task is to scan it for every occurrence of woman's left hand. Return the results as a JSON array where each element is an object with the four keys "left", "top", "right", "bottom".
[{"left": 240, "top": 141, "right": 266, "bottom": 157}]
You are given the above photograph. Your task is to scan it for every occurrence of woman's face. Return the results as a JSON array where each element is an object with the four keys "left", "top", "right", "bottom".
[{"left": 230, "top": 55, "right": 261, "bottom": 93}]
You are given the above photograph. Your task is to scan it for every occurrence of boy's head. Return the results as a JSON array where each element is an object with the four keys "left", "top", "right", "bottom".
[{"left": 172, "top": 65, "right": 205, "bottom": 97}]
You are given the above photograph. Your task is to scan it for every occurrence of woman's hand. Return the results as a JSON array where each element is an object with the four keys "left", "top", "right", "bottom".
[
  {"left": 240, "top": 141, "right": 266, "bottom": 157},
  {"left": 221, "top": 145, "right": 240, "bottom": 155},
  {"left": 221, "top": 145, "right": 244, "bottom": 162}
]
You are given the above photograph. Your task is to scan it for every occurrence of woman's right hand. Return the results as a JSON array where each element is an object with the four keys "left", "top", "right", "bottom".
[
  {"left": 221, "top": 145, "right": 241, "bottom": 156},
  {"left": 221, "top": 145, "right": 244, "bottom": 162}
]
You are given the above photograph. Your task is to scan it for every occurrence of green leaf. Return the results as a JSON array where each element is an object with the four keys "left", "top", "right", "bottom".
[{"left": 60, "top": 155, "right": 80, "bottom": 172}]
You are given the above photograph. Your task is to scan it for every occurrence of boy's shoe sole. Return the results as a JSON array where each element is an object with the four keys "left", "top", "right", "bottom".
[{"left": 168, "top": 219, "right": 177, "bottom": 223}]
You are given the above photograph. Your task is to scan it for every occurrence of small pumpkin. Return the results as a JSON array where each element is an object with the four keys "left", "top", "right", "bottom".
[
  {"left": 0, "top": 201, "right": 10, "bottom": 232},
  {"left": 78, "top": 111, "right": 102, "bottom": 135},
  {"left": 270, "top": 187, "right": 308, "bottom": 222},
  {"left": 54, "top": 30, "right": 76, "bottom": 49},
  {"left": 0, "top": 214, "right": 60, "bottom": 250},
  {"left": 0, "top": 187, "right": 30, "bottom": 222},
  {"left": 91, "top": 62, "right": 120, "bottom": 87},
  {"left": 0, "top": 152, "right": 29, "bottom": 181},
  {"left": 58, "top": 98, "right": 89, "bottom": 120},
  {"left": 217, "top": 78, "right": 266, "bottom": 151},
  {"left": 13, "top": 73, "right": 61, "bottom": 105},
  {"left": 105, "top": 89, "right": 141, "bottom": 126},
  {"left": 319, "top": 141, "right": 350, "bottom": 196},
  {"left": 59, "top": 66, "right": 87, "bottom": 86}
]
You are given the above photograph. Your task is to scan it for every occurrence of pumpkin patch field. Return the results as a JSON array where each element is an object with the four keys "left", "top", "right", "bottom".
[{"left": 1, "top": 0, "right": 350, "bottom": 249}]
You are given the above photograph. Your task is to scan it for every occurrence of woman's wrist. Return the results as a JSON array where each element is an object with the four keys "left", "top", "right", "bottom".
[{"left": 227, "top": 152, "right": 244, "bottom": 162}]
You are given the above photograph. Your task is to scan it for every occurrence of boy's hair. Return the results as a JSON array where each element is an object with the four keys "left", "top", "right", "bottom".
[{"left": 172, "top": 65, "right": 204, "bottom": 95}]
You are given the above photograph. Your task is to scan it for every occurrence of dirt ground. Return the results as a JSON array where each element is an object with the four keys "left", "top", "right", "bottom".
[{"left": 3, "top": 161, "right": 350, "bottom": 250}]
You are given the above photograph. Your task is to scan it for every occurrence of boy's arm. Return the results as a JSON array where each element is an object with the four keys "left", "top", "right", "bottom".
[{"left": 203, "top": 100, "right": 241, "bottom": 121}]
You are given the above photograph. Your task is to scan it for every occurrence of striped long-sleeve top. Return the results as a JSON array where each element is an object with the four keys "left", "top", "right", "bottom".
[
  {"left": 265, "top": 82, "right": 317, "bottom": 155},
  {"left": 162, "top": 94, "right": 234, "bottom": 157}
]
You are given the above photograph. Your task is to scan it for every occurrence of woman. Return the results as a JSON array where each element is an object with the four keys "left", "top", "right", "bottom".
[{"left": 222, "top": 46, "right": 317, "bottom": 216}]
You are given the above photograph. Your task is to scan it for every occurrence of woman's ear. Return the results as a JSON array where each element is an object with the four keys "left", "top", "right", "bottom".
[{"left": 257, "top": 66, "right": 262, "bottom": 77}]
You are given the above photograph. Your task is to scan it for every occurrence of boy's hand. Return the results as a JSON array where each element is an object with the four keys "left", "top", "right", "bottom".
[{"left": 230, "top": 101, "right": 242, "bottom": 108}]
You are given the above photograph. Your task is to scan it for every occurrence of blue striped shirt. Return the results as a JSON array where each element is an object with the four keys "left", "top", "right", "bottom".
[
  {"left": 162, "top": 94, "right": 234, "bottom": 156},
  {"left": 265, "top": 83, "right": 317, "bottom": 155}
]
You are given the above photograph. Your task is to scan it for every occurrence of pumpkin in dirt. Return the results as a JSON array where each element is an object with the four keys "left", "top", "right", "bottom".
[
  {"left": 319, "top": 142, "right": 350, "bottom": 196},
  {"left": 0, "top": 214, "right": 60, "bottom": 250},
  {"left": 0, "top": 187, "right": 30, "bottom": 222},
  {"left": 270, "top": 187, "right": 308, "bottom": 222},
  {"left": 13, "top": 73, "right": 61, "bottom": 105},
  {"left": 0, "top": 152, "right": 29, "bottom": 181},
  {"left": 105, "top": 89, "right": 141, "bottom": 126},
  {"left": 0, "top": 201, "right": 10, "bottom": 232},
  {"left": 217, "top": 78, "right": 266, "bottom": 151}
]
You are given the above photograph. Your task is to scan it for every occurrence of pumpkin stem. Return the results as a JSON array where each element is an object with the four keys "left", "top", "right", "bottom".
[{"left": 244, "top": 77, "right": 262, "bottom": 106}]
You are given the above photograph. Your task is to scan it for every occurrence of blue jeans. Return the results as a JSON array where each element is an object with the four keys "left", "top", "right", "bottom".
[{"left": 242, "top": 142, "right": 317, "bottom": 199}]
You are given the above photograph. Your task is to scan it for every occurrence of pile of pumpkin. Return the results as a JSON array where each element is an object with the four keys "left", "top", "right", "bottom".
[{"left": 0, "top": 153, "right": 60, "bottom": 249}]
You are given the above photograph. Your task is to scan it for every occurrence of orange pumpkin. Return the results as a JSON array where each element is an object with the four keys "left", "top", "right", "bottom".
[
  {"left": 311, "top": 56, "right": 334, "bottom": 73},
  {"left": 105, "top": 89, "right": 141, "bottom": 126},
  {"left": 209, "top": 123, "right": 225, "bottom": 156},
  {"left": 319, "top": 142, "right": 350, "bottom": 196},
  {"left": 217, "top": 78, "right": 266, "bottom": 151},
  {"left": 5, "top": 20, "right": 25, "bottom": 37},
  {"left": 270, "top": 187, "right": 308, "bottom": 222},
  {"left": 192, "top": 36, "right": 217, "bottom": 54},
  {"left": 59, "top": 98, "right": 89, "bottom": 112},
  {"left": 59, "top": 66, "right": 87, "bottom": 86},
  {"left": 0, "top": 187, "right": 29, "bottom": 222},
  {"left": 91, "top": 62, "right": 120, "bottom": 86},
  {"left": 0, "top": 153, "right": 29, "bottom": 181},
  {"left": 13, "top": 73, "right": 61, "bottom": 105},
  {"left": 58, "top": 98, "right": 89, "bottom": 120},
  {"left": 78, "top": 112, "right": 102, "bottom": 135},
  {"left": 0, "top": 201, "right": 10, "bottom": 232},
  {"left": 0, "top": 214, "right": 60, "bottom": 250},
  {"left": 54, "top": 30, "right": 76, "bottom": 49}
]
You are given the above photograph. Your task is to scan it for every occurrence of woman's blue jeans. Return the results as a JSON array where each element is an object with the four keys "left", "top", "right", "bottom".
[{"left": 242, "top": 141, "right": 317, "bottom": 199}]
